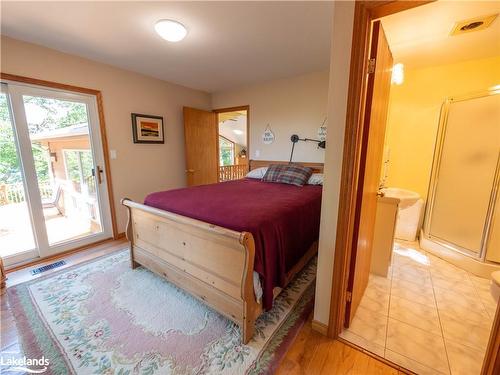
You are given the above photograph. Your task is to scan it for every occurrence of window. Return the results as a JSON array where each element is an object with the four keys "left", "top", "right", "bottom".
[
  {"left": 63, "top": 150, "right": 95, "bottom": 194},
  {"left": 219, "top": 136, "right": 235, "bottom": 166}
]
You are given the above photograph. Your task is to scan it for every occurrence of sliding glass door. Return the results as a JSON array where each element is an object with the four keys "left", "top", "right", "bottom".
[
  {"left": 0, "top": 86, "right": 38, "bottom": 264},
  {"left": 0, "top": 82, "right": 112, "bottom": 266}
]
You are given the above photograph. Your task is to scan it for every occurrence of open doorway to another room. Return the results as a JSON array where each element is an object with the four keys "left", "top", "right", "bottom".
[
  {"left": 215, "top": 106, "right": 249, "bottom": 182},
  {"left": 336, "top": 2, "right": 500, "bottom": 374}
]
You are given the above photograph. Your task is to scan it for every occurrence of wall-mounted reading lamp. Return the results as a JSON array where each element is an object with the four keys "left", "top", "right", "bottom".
[{"left": 289, "top": 134, "right": 326, "bottom": 162}]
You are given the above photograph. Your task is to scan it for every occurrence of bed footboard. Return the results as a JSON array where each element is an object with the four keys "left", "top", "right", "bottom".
[{"left": 121, "top": 198, "right": 261, "bottom": 344}]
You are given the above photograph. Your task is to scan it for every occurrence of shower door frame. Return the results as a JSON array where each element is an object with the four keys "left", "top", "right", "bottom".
[{"left": 423, "top": 88, "right": 500, "bottom": 261}]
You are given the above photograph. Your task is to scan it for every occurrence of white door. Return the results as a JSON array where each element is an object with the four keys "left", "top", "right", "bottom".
[{"left": 0, "top": 81, "right": 113, "bottom": 266}]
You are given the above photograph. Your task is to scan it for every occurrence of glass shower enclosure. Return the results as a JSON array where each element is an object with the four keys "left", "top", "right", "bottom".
[{"left": 423, "top": 87, "right": 500, "bottom": 263}]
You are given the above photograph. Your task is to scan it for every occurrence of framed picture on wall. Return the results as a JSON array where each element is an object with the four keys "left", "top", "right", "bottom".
[{"left": 131, "top": 113, "right": 164, "bottom": 144}]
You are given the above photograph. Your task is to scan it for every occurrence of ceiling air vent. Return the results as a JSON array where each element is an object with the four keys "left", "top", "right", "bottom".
[{"left": 450, "top": 14, "right": 498, "bottom": 36}]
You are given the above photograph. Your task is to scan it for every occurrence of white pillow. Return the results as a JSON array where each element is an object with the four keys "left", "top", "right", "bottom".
[
  {"left": 307, "top": 173, "right": 324, "bottom": 185},
  {"left": 246, "top": 167, "right": 268, "bottom": 179}
]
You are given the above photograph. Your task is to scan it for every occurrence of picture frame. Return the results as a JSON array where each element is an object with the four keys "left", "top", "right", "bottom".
[{"left": 131, "top": 113, "right": 164, "bottom": 144}]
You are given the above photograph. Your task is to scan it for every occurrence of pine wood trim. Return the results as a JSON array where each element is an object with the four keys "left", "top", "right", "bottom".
[
  {"left": 0, "top": 73, "right": 119, "bottom": 239},
  {"left": 213, "top": 105, "right": 250, "bottom": 114},
  {"left": 0, "top": 73, "right": 101, "bottom": 95},
  {"left": 249, "top": 159, "right": 324, "bottom": 174},
  {"left": 482, "top": 301, "right": 500, "bottom": 375},
  {"left": 326, "top": 0, "right": 433, "bottom": 337},
  {"left": 213, "top": 105, "right": 250, "bottom": 148},
  {"left": 311, "top": 319, "right": 328, "bottom": 335},
  {"left": 327, "top": 0, "right": 372, "bottom": 337},
  {"left": 115, "top": 232, "right": 126, "bottom": 239},
  {"left": 0, "top": 257, "right": 6, "bottom": 290},
  {"left": 213, "top": 105, "right": 250, "bottom": 177}
]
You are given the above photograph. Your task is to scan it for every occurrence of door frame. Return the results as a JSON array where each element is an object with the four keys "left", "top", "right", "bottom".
[
  {"left": 0, "top": 73, "right": 119, "bottom": 260},
  {"left": 326, "top": 1, "right": 500, "bottom": 374},
  {"left": 213, "top": 105, "right": 250, "bottom": 181}
]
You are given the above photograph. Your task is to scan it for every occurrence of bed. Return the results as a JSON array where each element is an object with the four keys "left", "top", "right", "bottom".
[{"left": 121, "top": 160, "right": 323, "bottom": 343}]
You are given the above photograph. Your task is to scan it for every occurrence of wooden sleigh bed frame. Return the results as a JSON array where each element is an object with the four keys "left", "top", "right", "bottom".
[{"left": 121, "top": 160, "right": 323, "bottom": 344}]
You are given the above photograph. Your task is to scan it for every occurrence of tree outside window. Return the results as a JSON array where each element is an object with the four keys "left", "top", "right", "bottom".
[
  {"left": 219, "top": 136, "right": 235, "bottom": 166},
  {"left": 63, "top": 150, "right": 95, "bottom": 195}
]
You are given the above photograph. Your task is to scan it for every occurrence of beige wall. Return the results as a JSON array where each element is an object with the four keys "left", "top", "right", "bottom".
[
  {"left": 1, "top": 36, "right": 211, "bottom": 233},
  {"left": 211, "top": 71, "right": 329, "bottom": 163},
  {"left": 313, "top": 1, "right": 355, "bottom": 326},
  {"left": 2, "top": 23, "right": 343, "bottom": 326},
  {"left": 384, "top": 56, "right": 500, "bottom": 200}
]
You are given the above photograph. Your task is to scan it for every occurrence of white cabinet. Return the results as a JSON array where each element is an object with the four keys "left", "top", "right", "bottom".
[{"left": 370, "top": 196, "right": 399, "bottom": 277}]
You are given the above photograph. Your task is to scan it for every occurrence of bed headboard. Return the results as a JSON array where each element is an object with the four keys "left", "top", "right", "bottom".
[{"left": 249, "top": 160, "right": 324, "bottom": 173}]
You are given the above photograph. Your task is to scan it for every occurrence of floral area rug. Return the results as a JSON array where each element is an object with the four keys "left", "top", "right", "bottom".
[{"left": 8, "top": 250, "right": 316, "bottom": 375}]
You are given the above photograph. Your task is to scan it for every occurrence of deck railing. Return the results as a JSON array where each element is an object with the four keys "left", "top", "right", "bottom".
[
  {"left": 219, "top": 164, "right": 248, "bottom": 182},
  {"left": 1, "top": 182, "right": 53, "bottom": 205}
]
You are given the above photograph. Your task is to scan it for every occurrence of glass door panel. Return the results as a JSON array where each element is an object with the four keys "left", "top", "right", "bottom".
[
  {"left": 1, "top": 81, "right": 113, "bottom": 265},
  {"left": 428, "top": 93, "right": 500, "bottom": 254},
  {"left": 22, "top": 95, "right": 103, "bottom": 245},
  {"left": 0, "top": 91, "right": 37, "bottom": 262}
]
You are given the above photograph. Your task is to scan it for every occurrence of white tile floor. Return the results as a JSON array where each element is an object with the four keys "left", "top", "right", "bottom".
[{"left": 340, "top": 241, "right": 497, "bottom": 375}]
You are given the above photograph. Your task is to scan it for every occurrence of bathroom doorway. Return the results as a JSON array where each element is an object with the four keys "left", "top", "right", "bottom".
[{"left": 330, "top": 2, "right": 500, "bottom": 374}]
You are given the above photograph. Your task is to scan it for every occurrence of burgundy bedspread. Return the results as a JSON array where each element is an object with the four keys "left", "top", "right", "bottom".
[{"left": 144, "top": 178, "right": 322, "bottom": 309}]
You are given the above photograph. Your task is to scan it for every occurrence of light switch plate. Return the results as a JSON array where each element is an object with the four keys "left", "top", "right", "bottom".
[{"left": 110, "top": 149, "right": 117, "bottom": 159}]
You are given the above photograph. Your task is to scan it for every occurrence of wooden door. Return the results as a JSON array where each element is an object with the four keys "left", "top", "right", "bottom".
[
  {"left": 183, "top": 107, "right": 219, "bottom": 186},
  {"left": 345, "top": 21, "right": 394, "bottom": 325}
]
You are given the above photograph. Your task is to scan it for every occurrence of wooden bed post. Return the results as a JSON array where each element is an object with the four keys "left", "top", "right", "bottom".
[
  {"left": 240, "top": 232, "right": 259, "bottom": 344},
  {"left": 122, "top": 198, "right": 139, "bottom": 269}
]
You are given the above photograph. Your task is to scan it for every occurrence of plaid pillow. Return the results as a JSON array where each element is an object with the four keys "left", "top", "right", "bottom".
[
  {"left": 276, "top": 165, "right": 313, "bottom": 186},
  {"left": 262, "top": 164, "right": 287, "bottom": 182}
]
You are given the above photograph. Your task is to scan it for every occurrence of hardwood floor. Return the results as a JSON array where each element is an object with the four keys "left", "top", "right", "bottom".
[
  {"left": 1, "top": 239, "right": 403, "bottom": 374},
  {"left": 276, "top": 314, "right": 404, "bottom": 375}
]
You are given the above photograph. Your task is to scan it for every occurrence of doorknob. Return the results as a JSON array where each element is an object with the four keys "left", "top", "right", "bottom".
[
  {"left": 185, "top": 169, "right": 195, "bottom": 173},
  {"left": 93, "top": 166, "right": 104, "bottom": 184}
]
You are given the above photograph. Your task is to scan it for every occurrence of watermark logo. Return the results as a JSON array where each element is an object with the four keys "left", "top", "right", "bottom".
[{"left": 0, "top": 354, "right": 49, "bottom": 373}]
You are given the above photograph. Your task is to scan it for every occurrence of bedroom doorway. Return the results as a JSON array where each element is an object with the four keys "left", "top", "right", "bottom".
[
  {"left": 0, "top": 79, "right": 114, "bottom": 267},
  {"left": 214, "top": 106, "right": 249, "bottom": 182}
]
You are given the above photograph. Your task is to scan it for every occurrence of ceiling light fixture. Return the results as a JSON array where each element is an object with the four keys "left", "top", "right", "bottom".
[
  {"left": 233, "top": 129, "right": 244, "bottom": 135},
  {"left": 155, "top": 19, "right": 187, "bottom": 42},
  {"left": 391, "top": 63, "right": 404, "bottom": 85}
]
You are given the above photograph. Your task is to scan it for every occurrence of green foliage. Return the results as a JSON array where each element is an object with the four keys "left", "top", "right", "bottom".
[
  {"left": 23, "top": 96, "right": 88, "bottom": 133},
  {"left": 219, "top": 137, "right": 234, "bottom": 166},
  {"left": 0, "top": 94, "right": 88, "bottom": 184},
  {"left": 32, "top": 143, "right": 49, "bottom": 183},
  {"left": 0, "top": 94, "right": 22, "bottom": 184}
]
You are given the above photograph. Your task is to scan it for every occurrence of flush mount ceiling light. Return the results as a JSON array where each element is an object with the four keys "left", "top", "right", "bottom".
[
  {"left": 233, "top": 129, "right": 244, "bottom": 135},
  {"left": 155, "top": 19, "right": 187, "bottom": 42}
]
